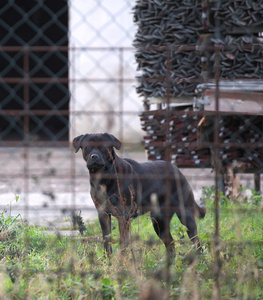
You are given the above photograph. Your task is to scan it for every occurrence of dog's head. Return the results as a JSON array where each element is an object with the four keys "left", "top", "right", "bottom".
[{"left": 73, "top": 133, "right": 122, "bottom": 173}]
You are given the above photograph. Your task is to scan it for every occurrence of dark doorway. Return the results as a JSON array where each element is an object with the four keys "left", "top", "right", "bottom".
[{"left": 0, "top": 0, "right": 69, "bottom": 144}]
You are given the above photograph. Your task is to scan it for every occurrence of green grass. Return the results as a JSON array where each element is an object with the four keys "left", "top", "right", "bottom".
[{"left": 0, "top": 188, "right": 263, "bottom": 299}]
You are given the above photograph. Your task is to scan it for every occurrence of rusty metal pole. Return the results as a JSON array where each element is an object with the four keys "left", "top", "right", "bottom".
[
  {"left": 214, "top": 45, "right": 221, "bottom": 300},
  {"left": 213, "top": 1, "right": 221, "bottom": 293},
  {"left": 70, "top": 45, "right": 77, "bottom": 230},
  {"left": 254, "top": 173, "right": 261, "bottom": 192},
  {"left": 119, "top": 47, "right": 124, "bottom": 147},
  {"left": 23, "top": 47, "right": 30, "bottom": 222},
  {"left": 164, "top": 47, "right": 172, "bottom": 295}
]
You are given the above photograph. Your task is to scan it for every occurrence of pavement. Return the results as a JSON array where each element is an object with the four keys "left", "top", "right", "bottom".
[{"left": 0, "top": 147, "right": 255, "bottom": 230}]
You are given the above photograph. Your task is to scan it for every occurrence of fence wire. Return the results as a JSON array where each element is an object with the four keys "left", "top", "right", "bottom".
[{"left": 0, "top": 0, "right": 263, "bottom": 299}]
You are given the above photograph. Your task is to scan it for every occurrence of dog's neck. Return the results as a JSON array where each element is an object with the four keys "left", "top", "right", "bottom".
[{"left": 89, "top": 154, "right": 119, "bottom": 186}]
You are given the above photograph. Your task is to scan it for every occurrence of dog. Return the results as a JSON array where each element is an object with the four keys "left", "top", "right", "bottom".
[{"left": 73, "top": 133, "right": 206, "bottom": 259}]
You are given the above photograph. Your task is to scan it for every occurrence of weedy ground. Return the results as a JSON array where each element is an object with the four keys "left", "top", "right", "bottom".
[{"left": 0, "top": 186, "right": 262, "bottom": 299}]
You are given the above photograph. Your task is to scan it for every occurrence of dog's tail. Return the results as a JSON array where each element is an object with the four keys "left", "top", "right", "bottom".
[{"left": 195, "top": 202, "right": 206, "bottom": 219}]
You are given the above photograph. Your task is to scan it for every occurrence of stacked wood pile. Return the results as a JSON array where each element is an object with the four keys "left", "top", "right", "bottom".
[
  {"left": 217, "top": 116, "right": 263, "bottom": 168},
  {"left": 140, "top": 110, "right": 211, "bottom": 167}
]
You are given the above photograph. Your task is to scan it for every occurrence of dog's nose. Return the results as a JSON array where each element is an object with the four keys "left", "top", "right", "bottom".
[{"left": 90, "top": 153, "right": 99, "bottom": 160}]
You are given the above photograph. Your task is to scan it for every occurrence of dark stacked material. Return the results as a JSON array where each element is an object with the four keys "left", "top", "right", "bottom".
[
  {"left": 140, "top": 110, "right": 211, "bottom": 167},
  {"left": 135, "top": 0, "right": 263, "bottom": 170},
  {"left": 218, "top": 116, "right": 263, "bottom": 168},
  {"left": 133, "top": 0, "right": 203, "bottom": 98},
  {"left": 208, "top": 0, "right": 263, "bottom": 34},
  {"left": 204, "top": 0, "right": 263, "bottom": 80},
  {"left": 210, "top": 35, "right": 263, "bottom": 80},
  {"left": 203, "top": 1, "right": 263, "bottom": 169},
  {"left": 168, "top": 112, "right": 210, "bottom": 166},
  {"left": 140, "top": 110, "right": 167, "bottom": 161},
  {"left": 140, "top": 109, "right": 263, "bottom": 169}
]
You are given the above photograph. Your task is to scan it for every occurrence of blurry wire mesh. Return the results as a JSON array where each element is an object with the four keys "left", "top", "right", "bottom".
[
  {"left": 0, "top": 0, "right": 263, "bottom": 299},
  {"left": 133, "top": 0, "right": 263, "bottom": 298},
  {"left": 0, "top": 0, "right": 140, "bottom": 222}
]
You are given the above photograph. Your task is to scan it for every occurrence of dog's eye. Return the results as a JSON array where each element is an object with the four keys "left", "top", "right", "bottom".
[{"left": 84, "top": 146, "right": 92, "bottom": 154}]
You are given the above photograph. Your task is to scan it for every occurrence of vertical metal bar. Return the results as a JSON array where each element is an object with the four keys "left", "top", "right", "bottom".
[
  {"left": 254, "top": 173, "right": 261, "bottom": 192},
  {"left": 119, "top": 47, "right": 124, "bottom": 146},
  {"left": 164, "top": 46, "right": 172, "bottom": 293},
  {"left": 214, "top": 0, "right": 221, "bottom": 292},
  {"left": 70, "top": 44, "right": 77, "bottom": 230},
  {"left": 23, "top": 47, "right": 30, "bottom": 221},
  {"left": 214, "top": 46, "right": 221, "bottom": 300},
  {"left": 165, "top": 48, "right": 171, "bottom": 109}
]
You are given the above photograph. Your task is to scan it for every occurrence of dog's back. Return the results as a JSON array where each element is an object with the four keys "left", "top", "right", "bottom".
[
  {"left": 124, "top": 158, "right": 206, "bottom": 218},
  {"left": 124, "top": 160, "right": 192, "bottom": 202}
]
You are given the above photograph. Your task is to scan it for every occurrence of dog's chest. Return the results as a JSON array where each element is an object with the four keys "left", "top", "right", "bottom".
[{"left": 90, "top": 184, "right": 138, "bottom": 218}]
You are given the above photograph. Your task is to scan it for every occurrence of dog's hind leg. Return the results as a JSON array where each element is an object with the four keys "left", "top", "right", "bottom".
[
  {"left": 177, "top": 210, "right": 202, "bottom": 252},
  {"left": 98, "top": 212, "right": 112, "bottom": 257},
  {"left": 151, "top": 213, "right": 175, "bottom": 261}
]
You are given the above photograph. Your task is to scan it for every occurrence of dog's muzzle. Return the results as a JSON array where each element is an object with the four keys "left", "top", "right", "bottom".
[{"left": 87, "top": 153, "right": 105, "bottom": 173}]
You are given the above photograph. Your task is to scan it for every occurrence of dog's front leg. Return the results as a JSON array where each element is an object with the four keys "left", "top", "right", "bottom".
[
  {"left": 118, "top": 217, "right": 130, "bottom": 252},
  {"left": 98, "top": 212, "right": 112, "bottom": 257}
]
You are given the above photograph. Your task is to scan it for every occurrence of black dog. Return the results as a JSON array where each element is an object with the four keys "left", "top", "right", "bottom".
[{"left": 73, "top": 133, "right": 206, "bottom": 258}]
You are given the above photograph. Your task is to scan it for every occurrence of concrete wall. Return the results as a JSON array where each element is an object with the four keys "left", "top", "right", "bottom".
[{"left": 69, "top": 0, "right": 143, "bottom": 144}]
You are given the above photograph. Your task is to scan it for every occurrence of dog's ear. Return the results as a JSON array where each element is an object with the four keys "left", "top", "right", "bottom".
[
  {"left": 73, "top": 134, "right": 86, "bottom": 153},
  {"left": 103, "top": 133, "right": 122, "bottom": 150}
]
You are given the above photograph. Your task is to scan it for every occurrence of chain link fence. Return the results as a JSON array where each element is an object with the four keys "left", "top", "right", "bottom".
[{"left": 0, "top": 0, "right": 263, "bottom": 299}]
